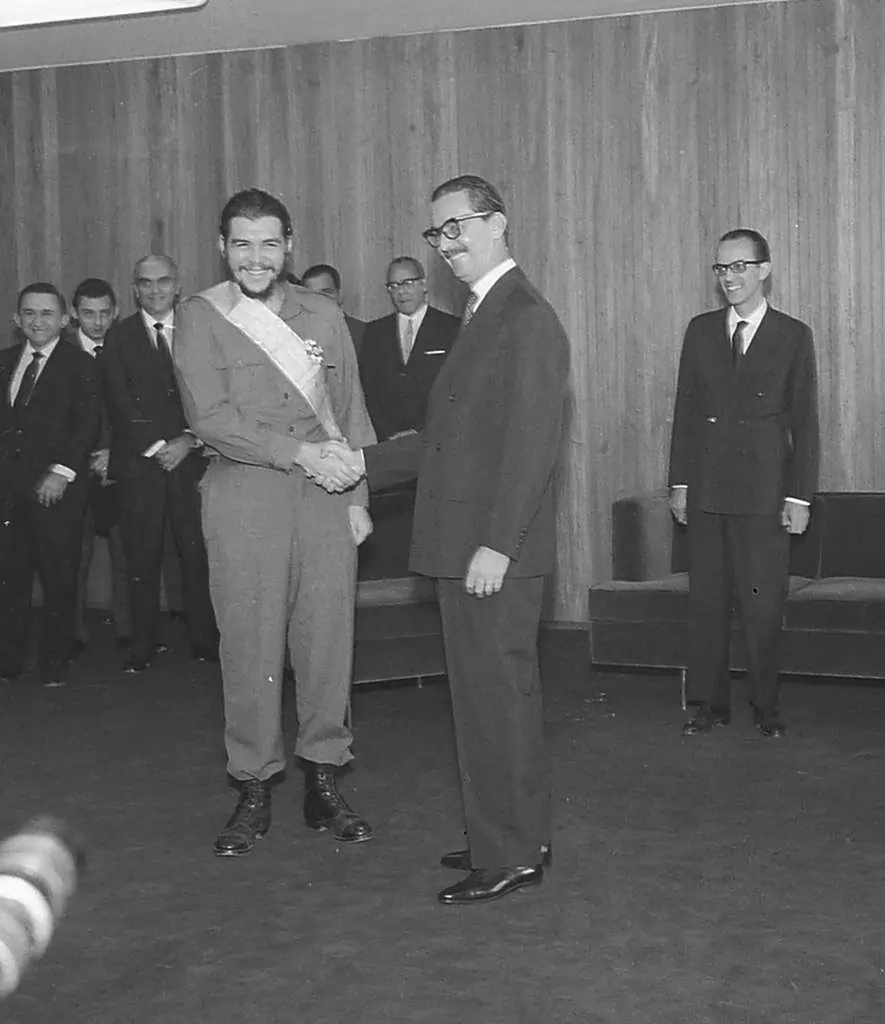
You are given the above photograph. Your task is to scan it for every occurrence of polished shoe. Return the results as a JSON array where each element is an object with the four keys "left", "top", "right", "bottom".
[
  {"left": 214, "top": 779, "right": 272, "bottom": 856},
  {"left": 303, "top": 762, "right": 373, "bottom": 843},
  {"left": 441, "top": 844, "right": 553, "bottom": 872},
  {"left": 0, "top": 670, "right": 21, "bottom": 683},
  {"left": 682, "top": 706, "right": 731, "bottom": 735},
  {"left": 42, "top": 677, "right": 68, "bottom": 689},
  {"left": 123, "top": 657, "right": 150, "bottom": 674},
  {"left": 438, "top": 865, "right": 544, "bottom": 905},
  {"left": 752, "top": 706, "right": 786, "bottom": 738}
]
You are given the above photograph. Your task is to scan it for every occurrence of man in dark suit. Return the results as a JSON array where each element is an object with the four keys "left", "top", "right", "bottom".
[
  {"left": 0, "top": 283, "right": 100, "bottom": 686},
  {"left": 69, "top": 278, "right": 131, "bottom": 654},
  {"left": 669, "top": 228, "right": 819, "bottom": 738},
  {"left": 101, "top": 255, "right": 217, "bottom": 673},
  {"left": 301, "top": 264, "right": 365, "bottom": 355},
  {"left": 358, "top": 257, "right": 459, "bottom": 442},
  {"left": 326, "top": 175, "right": 569, "bottom": 904}
]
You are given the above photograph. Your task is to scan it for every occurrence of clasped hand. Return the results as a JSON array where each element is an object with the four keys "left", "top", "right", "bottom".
[{"left": 295, "top": 440, "right": 364, "bottom": 493}]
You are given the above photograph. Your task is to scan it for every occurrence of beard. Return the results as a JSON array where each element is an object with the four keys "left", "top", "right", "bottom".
[{"left": 230, "top": 263, "right": 286, "bottom": 301}]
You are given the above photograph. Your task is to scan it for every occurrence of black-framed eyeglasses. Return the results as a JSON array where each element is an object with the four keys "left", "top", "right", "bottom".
[
  {"left": 422, "top": 213, "right": 490, "bottom": 248},
  {"left": 712, "top": 260, "right": 766, "bottom": 276},
  {"left": 385, "top": 277, "right": 424, "bottom": 292}
]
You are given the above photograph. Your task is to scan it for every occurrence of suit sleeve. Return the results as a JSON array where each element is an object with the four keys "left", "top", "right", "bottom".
[
  {"left": 478, "top": 300, "right": 569, "bottom": 560},
  {"left": 327, "top": 307, "right": 375, "bottom": 508},
  {"left": 784, "top": 325, "right": 819, "bottom": 502},
  {"left": 173, "top": 296, "right": 303, "bottom": 471},
  {"left": 364, "top": 432, "right": 425, "bottom": 492},
  {"left": 101, "top": 326, "right": 168, "bottom": 455},
  {"left": 668, "top": 321, "right": 698, "bottom": 488},
  {"left": 357, "top": 325, "right": 392, "bottom": 442},
  {"left": 53, "top": 352, "right": 100, "bottom": 473}
]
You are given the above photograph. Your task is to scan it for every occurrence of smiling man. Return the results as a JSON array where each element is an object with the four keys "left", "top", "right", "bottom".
[
  {"left": 669, "top": 228, "right": 819, "bottom": 739},
  {"left": 0, "top": 283, "right": 100, "bottom": 686},
  {"left": 101, "top": 255, "right": 217, "bottom": 676},
  {"left": 357, "top": 257, "right": 458, "bottom": 442},
  {"left": 174, "top": 188, "right": 376, "bottom": 858},
  {"left": 353, "top": 174, "right": 570, "bottom": 905}
]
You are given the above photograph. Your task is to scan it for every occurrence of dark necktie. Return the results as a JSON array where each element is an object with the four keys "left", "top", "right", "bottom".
[
  {"left": 13, "top": 350, "right": 44, "bottom": 410},
  {"left": 462, "top": 292, "right": 478, "bottom": 326},
  {"left": 732, "top": 320, "right": 748, "bottom": 368},
  {"left": 154, "top": 323, "right": 175, "bottom": 375}
]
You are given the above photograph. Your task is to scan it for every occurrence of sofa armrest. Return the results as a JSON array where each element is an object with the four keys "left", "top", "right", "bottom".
[{"left": 612, "top": 490, "right": 688, "bottom": 581}]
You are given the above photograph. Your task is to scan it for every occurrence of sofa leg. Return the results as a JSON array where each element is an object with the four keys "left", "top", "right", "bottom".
[{"left": 680, "top": 668, "right": 687, "bottom": 711}]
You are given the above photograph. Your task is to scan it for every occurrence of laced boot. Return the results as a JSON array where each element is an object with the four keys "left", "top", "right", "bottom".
[
  {"left": 303, "top": 762, "right": 373, "bottom": 844},
  {"left": 214, "top": 779, "right": 272, "bottom": 857}
]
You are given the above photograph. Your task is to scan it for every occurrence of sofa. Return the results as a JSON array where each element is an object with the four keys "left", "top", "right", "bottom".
[
  {"left": 589, "top": 491, "right": 885, "bottom": 691},
  {"left": 353, "top": 484, "right": 445, "bottom": 685}
]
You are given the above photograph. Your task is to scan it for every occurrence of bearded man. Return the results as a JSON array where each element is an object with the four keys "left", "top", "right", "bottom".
[{"left": 174, "top": 188, "right": 376, "bottom": 857}]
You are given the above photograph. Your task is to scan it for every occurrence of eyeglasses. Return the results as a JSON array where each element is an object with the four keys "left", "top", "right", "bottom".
[
  {"left": 385, "top": 277, "right": 424, "bottom": 292},
  {"left": 712, "top": 260, "right": 766, "bottom": 276},
  {"left": 422, "top": 213, "right": 490, "bottom": 248}
]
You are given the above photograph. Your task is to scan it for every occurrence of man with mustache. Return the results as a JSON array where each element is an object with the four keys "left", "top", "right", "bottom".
[
  {"left": 174, "top": 188, "right": 376, "bottom": 858},
  {"left": 333, "top": 174, "right": 570, "bottom": 904}
]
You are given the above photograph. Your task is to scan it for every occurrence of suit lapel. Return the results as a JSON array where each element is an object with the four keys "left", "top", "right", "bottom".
[
  {"left": 0, "top": 346, "right": 23, "bottom": 410},
  {"left": 736, "top": 307, "right": 780, "bottom": 378}
]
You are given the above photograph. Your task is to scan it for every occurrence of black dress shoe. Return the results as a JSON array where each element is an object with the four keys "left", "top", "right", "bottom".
[
  {"left": 441, "top": 844, "right": 553, "bottom": 872},
  {"left": 214, "top": 779, "right": 272, "bottom": 857},
  {"left": 682, "top": 706, "right": 731, "bottom": 735},
  {"left": 123, "top": 657, "right": 150, "bottom": 674},
  {"left": 116, "top": 636, "right": 132, "bottom": 651},
  {"left": 70, "top": 639, "right": 88, "bottom": 661},
  {"left": 438, "top": 866, "right": 544, "bottom": 905},
  {"left": 0, "top": 670, "right": 21, "bottom": 683},
  {"left": 303, "top": 762, "right": 373, "bottom": 843},
  {"left": 752, "top": 706, "right": 786, "bottom": 738}
]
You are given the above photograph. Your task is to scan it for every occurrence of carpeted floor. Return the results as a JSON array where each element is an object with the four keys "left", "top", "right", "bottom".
[{"left": 1, "top": 617, "right": 884, "bottom": 1024}]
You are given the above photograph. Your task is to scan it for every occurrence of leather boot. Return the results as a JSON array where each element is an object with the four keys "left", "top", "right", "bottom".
[
  {"left": 303, "top": 762, "right": 373, "bottom": 844},
  {"left": 214, "top": 779, "right": 272, "bottom": 857}
]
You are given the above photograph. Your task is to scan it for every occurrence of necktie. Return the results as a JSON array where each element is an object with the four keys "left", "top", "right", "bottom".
[
  {"left": 154, "top": 323, "right": 175, "bottom": 376},
  {"left": 401, "top": 318, "right": 414, "bottom": 362},
  {"left": 462, "top": 292, "right": 478, "bottom": 326},
  {"left": 732, "top": 320, "right": 748, "bottom": 368},
  {"left": 13, "top": 350, "right": 44, "bottom": 410}
]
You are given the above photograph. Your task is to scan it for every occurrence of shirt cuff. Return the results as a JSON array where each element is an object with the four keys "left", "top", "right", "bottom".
[
  {"left": 49, "top": 464, "right": 76, "bottom": 482},
  {"left": 356, "top": 449, "right": 366, "bottom": 472},
  {"left": 670, "top": 484, "right": 687, "bottom": 490},
  {"left": 785, "top": 497, "right": 810, "bottom": 507},
  {"left": 143, "top": 441, "right": 166, "bottom": 458}
]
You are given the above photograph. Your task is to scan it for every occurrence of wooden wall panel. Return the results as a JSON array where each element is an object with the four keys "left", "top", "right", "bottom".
[{"left": 1, "top": 0, "right": 884, "bottom": 621}]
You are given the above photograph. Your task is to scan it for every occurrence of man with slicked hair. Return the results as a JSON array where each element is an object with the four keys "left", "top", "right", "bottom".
[
  {"left": 670, "top": 228, "right": 819, "bottom": 739},
  {"left": 338, "top": 174, "right": 570, "bottom": 904},
  {"left": 358, "top": 256, "right": 458, "bottom": 442},
  {"left": 175, "top": 188, "right": 376, "bottom": 858},
  {"left": 0, "top": 283, "right": 100, "bottom": 686},
  {"left": 101, "top": 255, "right": 217, "bottom": 674},
  {"left": 69, "top": 277, "right": 130, "bottom": 654}
]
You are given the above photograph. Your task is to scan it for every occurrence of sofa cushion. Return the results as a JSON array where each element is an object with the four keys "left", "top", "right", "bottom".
[
  {"left": 590, "top": 574, "right": 689, "bottom": 623},
  {"left": 784, "top": 577, "right": 885, "bottom": 632}
]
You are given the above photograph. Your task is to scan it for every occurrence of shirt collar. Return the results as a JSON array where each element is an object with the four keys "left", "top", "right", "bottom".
[
  {"left": 727, "top": 298, "right": 767, "bottom": 333},
  {"left": 78, "top": 328, "right": 101, "bottom": 355},
  {"left": 22, "top": 337, "right": 61, "bottom": 362},
  {"left": 469, "top": 258, "right": 517, "bottom": 308},
  {"left": 397, "top": 303, "right": 428, "bottom": 324},
  {"left": 141, "top": 308, "right": 175, "bottom": 333}
]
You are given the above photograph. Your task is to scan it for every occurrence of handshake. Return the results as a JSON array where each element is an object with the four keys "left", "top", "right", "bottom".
[{"left": 295, "top": 439, "right": 365, "bottom": 493}]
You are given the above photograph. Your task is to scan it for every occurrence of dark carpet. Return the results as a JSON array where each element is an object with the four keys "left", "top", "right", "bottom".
[{"left": 1, "top": 618, "right": 884, "bottom": 1024}]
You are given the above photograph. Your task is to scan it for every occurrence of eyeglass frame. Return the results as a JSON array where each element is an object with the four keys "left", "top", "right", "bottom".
[
  {"left": 711, "top": 259, "right": 767, "bottom": 277},
  {"left": 422, "top": 212, "right": 492, "bottom": 248},
  {"left": 385, "top": 276, "right": 424, "bottom": 292}
]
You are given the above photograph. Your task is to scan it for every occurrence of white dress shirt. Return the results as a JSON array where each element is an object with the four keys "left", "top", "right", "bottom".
[
  {"left": 397, "top": 304, "right": 429, "bottom": 362},
  {"left": 467, "top": 258, "right": 517, "bottom": 314},
  {"left": 140, "top": 310, "right": 175, "bottom": 458},
  {"left": 9, "top": 338, "right": 76, "bottom": 481}
]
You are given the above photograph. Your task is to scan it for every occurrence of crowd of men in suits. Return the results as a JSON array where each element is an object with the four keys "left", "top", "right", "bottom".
[
  {"left": 0, "top": 242, "right": 458, "bottom": 689},
  {"left": 0, "top": 173, "right": 816, "bottom": 907}
]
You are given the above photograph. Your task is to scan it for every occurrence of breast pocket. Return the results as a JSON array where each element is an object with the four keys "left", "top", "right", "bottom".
[{"left": 751, "top": 390, "right": 785, "bottom": 418}]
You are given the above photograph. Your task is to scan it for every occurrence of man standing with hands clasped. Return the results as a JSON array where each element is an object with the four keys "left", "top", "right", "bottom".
[
  {"left": 174, "top": 188, "right": 376, "bottom": 858},
  {"left": 327, "top": 174, "right": 570, "bottom": 904},
  {"left": 669, "top": 228, "right": 819, "bottom": 739}
]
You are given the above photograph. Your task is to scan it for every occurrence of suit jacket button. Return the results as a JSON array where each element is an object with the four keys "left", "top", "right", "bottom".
[
  {"left": 448, "top": 394, "right": 455, "bottom": 401},
  {"left": 435, "top": 443, "right": 441, "bottom": 451},
  {"left": 283, "top": 392, "right": 290, "bottom": 399},
  {"left": 288, "top": 426, "right": 295, "bottom": 434}
]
